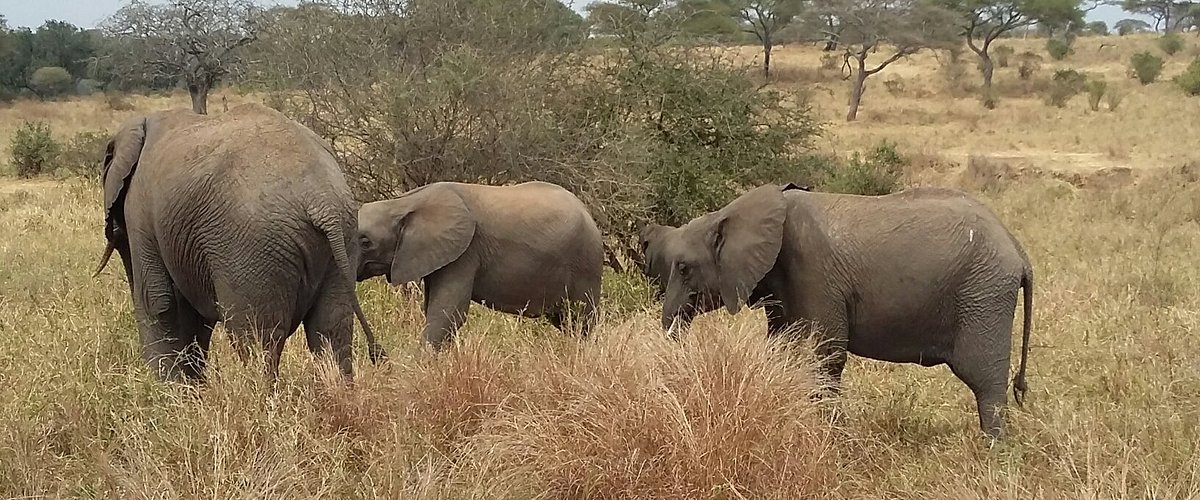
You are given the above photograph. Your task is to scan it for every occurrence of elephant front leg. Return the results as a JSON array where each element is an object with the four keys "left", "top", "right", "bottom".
[{"left": 421, "top": 265, "right": 475, "bottom": 352}]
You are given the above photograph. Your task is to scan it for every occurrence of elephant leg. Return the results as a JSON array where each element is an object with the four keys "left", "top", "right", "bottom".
[
  {"left": 302, "top": 281, "right": 355, "bottom": 380},
  {"left": 949, "top": 300, "right": 1017, "bottom": 440},
  {"left": 764, "top": 300, "right": 788, "bottom": 338},
  {"left": 421, "top": 262, "right": 476, "bottom": 352},
  {"left": 132, "top": 250, "right": 212, "bottom": 382}
]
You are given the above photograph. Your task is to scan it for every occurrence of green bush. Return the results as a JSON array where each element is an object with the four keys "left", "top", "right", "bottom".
[
  {"left": 1017, "top": 51, "right": 1043, "bottom": 80},
  {"left": 10, "top": 121, "right": 61, "bottom": 178},
  {"left": 994, "top": 45, "right": 1015, "bottom": 68},
  {"left": 1085, "top": 79, "right": 1107, "bottom": 111},
  {"left": 1046, "top": 69, "right": 1087, "bottom": 107},
  {"left": 1158, "top": 33, "right": 1184, "bottom": 56},
  {"left": 1174, "top": 58, "right": 1200, "bottom": 96},
  {"left": 57, "top": 130, "right": 110, "bottom": 177},
  {"left": 1131, "top": 52, "right": 1164, "bottom": 84},
  {"left": 821, "top": 142, "right": 907, "bottom": 196},
  {"left": 1105, "top": 86, "right": 1125, "bottom": 110},
  {"left": 1046, "top": 38, "right": 1073, "bottom": 61},
  {"left": 28, "top": 67, "right": 74, "bottom": 99}
]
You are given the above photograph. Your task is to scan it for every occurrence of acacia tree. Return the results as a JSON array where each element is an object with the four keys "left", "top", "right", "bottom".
[
  {"left": 819, "top": 0, "right": 959, "bottom": 120},
  {"left": 726, "top": 0, "right": 807, "bottom": 77},
  {"left": 1115, "top": 17, "right": 1153, "bottom": 33},
  {"left": 103, "top": 0, "right": 261, "bottom": 114},
  {"left": 1121, "top": 0, "right": 1193, "bottom": 31},
  {"left": 941, "top": 0, "right": 1082, "bottom": 107}
]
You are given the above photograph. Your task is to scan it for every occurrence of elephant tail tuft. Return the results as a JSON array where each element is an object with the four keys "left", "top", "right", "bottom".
[
  {"left": 309, "top": 206, "right": 387, "bottom": 364},
  {"left": 1012, "top": 266, "right": 1033, "bottom": 407}
]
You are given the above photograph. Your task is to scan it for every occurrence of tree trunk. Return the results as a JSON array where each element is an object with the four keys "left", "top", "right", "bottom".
[
  {"left": 846, "top": 57, "right": 867, "bottom": 122},
  {"left": 188, "top": 80, "right": 210, "bottom": 115},
  {"left": 979, "top": 51, "right": 996, "bottom": 109},
  {"left": 763, "top": 39, "right": 773, "bottom": 78}
]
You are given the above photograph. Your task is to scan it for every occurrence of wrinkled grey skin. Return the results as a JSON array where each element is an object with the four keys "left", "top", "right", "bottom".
[
  {"left": 357, "top": 181, "right": 603, "bottom": 351},
  {"left": 657, "top": 184, "right": 1034, "bottom": 439},
  {"left": 94, "top": 103, "right": 385, "bottom": 383}
]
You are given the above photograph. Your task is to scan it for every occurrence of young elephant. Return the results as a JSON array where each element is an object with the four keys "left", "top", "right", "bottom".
[
  {"left": 94, "top": 103, "right": 385, "bottom": 383},
  {"left": 357, "top": 181, "right": 603, "bottom": 350},
  {"left": 656, "top": 184, "right": 1034, "bottom": 439}
]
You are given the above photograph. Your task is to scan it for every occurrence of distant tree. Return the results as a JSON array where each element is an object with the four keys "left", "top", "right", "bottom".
[
  {"left": 102, "top": 0, "right": 262, "bottom": 114},
  {"left": 1121, "top": 0, "right": 1190, "bottom": 31},
  {"left": 28, "top": 66, "right": 73, "bottom": 97},
  {"left": 724, "top": 0, "right": 807, "bottom": 77},
  {"left": 939, "top": 0, "right": 1083, "bottom": 107},
  {"left": 1085, "top": 20, "right": 1109, "bottom": 35},
  {"left": 819, "top": 0, "right": 959, "bottom": 120},
  {"left": 1115, "top": 17, "right": 1154, "bottom": 33},
  {"left": 30, "top": 21, "right": 94, "bottom": 78}
]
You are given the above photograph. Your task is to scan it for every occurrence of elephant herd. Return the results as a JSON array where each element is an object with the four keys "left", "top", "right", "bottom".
[{"left": 93, "top": 104, "right": 1034, "bottom": 439}]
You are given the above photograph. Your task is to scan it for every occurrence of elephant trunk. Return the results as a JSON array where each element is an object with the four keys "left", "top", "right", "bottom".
[{"left": 661, "top": 278, "right": 693, "bottom": 340}]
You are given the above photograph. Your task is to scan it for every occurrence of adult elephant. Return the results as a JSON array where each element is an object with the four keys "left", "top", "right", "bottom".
[
  {"left": 655, "top": 183, "right": 1034, "bottom": 439},
  {"left": 94, "top": 103, "right": 385, "bottom": 383},
  {"left": 356, "top": 181, "right": 603, "bottom": 351}
]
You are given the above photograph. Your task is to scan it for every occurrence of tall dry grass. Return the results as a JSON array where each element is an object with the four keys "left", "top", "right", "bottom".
[{"left": 1, "top": 161, "right": 1198, "bottom": 497}]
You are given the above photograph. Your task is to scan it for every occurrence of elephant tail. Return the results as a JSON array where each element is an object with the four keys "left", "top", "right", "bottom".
[
  {"left": 1012, "top": 266, "right": 1033, "bottom": 407},
  {"left": 310, "top": 207, "right": 387, "bottom": 364}
]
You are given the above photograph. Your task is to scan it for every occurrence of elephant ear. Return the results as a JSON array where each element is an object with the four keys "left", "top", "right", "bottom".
[
  {"left": 389, "top": 188, "right": 476, "bottom": 285},
  {"left": 711, "top": 184, "right": 787, "bottom": 314},
  {"left": 101, "top": 117, "right": 148, "bottom": 240},
  {"left": 93, "top": 117, "right": 148, "bottom": 277}
]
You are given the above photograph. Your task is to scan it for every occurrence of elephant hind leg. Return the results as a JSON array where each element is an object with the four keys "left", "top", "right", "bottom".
[
  {"left": 949, "top": 302, "right": 1017, "bottom": 439},
  {"left": 302, "top": 282, "right": 355, "bottom": 380}
]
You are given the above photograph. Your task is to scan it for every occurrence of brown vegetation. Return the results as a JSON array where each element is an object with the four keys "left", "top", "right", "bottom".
[{"left": 1, "top": 33, "right": 1199, "bottom": 498}]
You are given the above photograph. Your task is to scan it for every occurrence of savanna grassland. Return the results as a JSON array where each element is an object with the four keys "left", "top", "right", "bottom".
[{"left": 2, "top": 34, "right": 1200, "bottom": 498}]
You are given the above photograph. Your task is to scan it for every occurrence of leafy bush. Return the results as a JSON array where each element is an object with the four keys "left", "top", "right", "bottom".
[
  {"left": 1046, "top": 38, "right": 1073, "bottom": 61},
  {"left": 883, "top": 77, "right": 905, "bottom": 96},
  {"left": 821, "top": 142, "right": 907, "bottom": 195},
  {"left": 1085, "top": 21, "right": 1109, "bottom": 36},
  {"left": 57, "top": 130, "right": 110, "bottom": 177},
  {"left": 1158, "top": 33, "right": 1184, "bottom": 56},
  {"left": 1174, "top": 58, "right": 1200, "bottom": 96},
  {"left": 1046, "top": 69, "right": 1087, "bottom": 107},
  {"left": 1085, "top": 79, "right": 1107, "bottom": 111},
  {"left": 1105, "top": 86, "right": 1125, "bottom": 110},
  {"left": 28, "top": 67, "right": 73, "bottom": 98},
  {"left": 1018, "top": 51, "right": 1043, "bottom": 80},
  {"left": 10, "top": 121, "right": 61, "bottom": 178},
  {"left": 994, "top": 45, "right": 1015, "bottom": 68},
  {"left": 1131, "top": 52, "right": 1164, "bottom": 84},
  {"left": 254, "top": 0, "right": 823, "bottom": 246}
]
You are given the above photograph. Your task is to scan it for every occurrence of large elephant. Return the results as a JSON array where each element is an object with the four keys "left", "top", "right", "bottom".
[
  {"left": 655, "top": 183, "right": 1034, "bottom": 438},
  {"left": 94, "top": 103, "right": 385, "bottom": 383},
  {"left": 356, "top": 181, "right": 603, "bottom": 351}
]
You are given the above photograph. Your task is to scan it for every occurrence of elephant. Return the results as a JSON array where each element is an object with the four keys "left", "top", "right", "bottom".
[
  {"left": 654, "top": 183, "right": 1034, "bottom": 439},
  {"left": 356, "top": 181, "right": 603, "bottom": 351},
  {"left": 94, "top": 103, "right": 385, "bottom": 383}
]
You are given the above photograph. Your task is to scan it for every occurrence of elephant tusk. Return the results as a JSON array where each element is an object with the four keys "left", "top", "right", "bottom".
[{"left": 92, "top": 242, "right": 115, "bottom": 278}]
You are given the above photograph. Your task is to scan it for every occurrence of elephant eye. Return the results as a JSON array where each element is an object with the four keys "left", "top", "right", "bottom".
[
  {"left": 676, "top": 262, "right": 690, "bottom": 278},
  {"left": 359, "top": 235, "right": 375, "bottom": 250}
]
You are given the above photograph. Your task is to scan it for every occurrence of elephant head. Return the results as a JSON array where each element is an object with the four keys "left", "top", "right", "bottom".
[
  {"left": 92, "top": 116, "right": 149, "bottom": 278},
  {"left": 659, "top": 184, "right": 787, "bottom": 332},
  {"left": 357, "top": 185, "right": 477, "bottom": 285},
  {"left": 639, "top": 222, "right": 676, "bottom": 297}
]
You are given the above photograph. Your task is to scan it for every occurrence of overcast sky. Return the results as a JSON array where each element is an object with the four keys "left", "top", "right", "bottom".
[{"left": 1, "top": 0, "right": 1144, "bottom": 31}]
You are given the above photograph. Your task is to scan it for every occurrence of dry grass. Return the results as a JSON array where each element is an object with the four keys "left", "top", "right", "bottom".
[{"left": 2, "top": 33, "right": 1200, "bottom": 498}]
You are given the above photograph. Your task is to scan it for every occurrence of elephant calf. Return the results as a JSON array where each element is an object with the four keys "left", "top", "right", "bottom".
[
  {"left": 649, "top": 184, "right": 1034, "bottom": 439},
  {"left": 95, "top": 103, "right": 384, "bottom": 383},
  {"left": 357, "top": 181, "right": 603, "bottom": 351}
]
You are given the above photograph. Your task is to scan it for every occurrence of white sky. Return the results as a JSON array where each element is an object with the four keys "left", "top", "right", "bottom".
[{"left": 0, "top": 0, "right": 1148, "bottom": 31}]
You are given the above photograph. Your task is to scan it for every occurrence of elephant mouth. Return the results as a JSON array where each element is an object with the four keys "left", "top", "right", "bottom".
[{"left": 358, "top": 261, "right": 389, "bottom": 282}]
